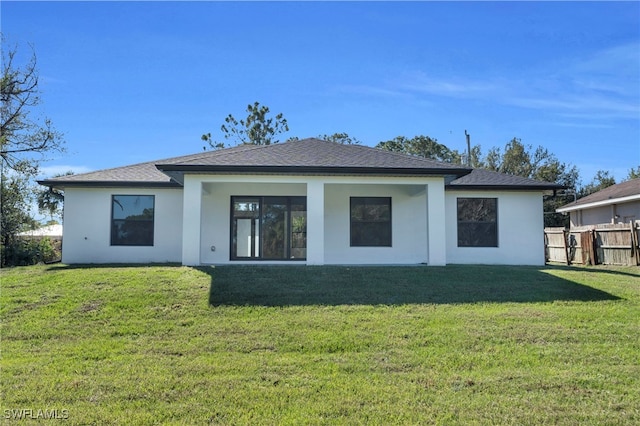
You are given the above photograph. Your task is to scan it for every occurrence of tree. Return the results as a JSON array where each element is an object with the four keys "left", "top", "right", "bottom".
[
  {"left": 484, "top": 138, "right": 579, "bottom": 185},
  {"left": 1, "top": 37, "right": 65, "bottom": 266},
  {"left": 0, "top": 172, "right": 41, "bottom": 266},
  {"left": 376, "top": 135, "right": 462, "bottom": 163},
  {"left": 626, "top": 166, "right": 640, "bottom": 180},
  {"left": 37, "top": 171, "right": 73, "bottom": 221},
  {"left": 202, "top": 101, "right": 289, "bottom": 149},
  {"left": 1, "top": 173, "right": 35, "bottom": 241},
  {"left": 37, "top": 185, "right": 65, "bottom": 220},
  {"left": 1, "top": 39, "right": 64, "bottom": 174},
  {"left": 579, "top": 170, "right": 616, "bottom": 197},
  {"left": 319, "top": 132, "right": 361, "bottom": 145},
  {"left": 481, "top": 138, "right": 579, "bottom": 227},
  {"left": 376, "top": 136, "right": 408, "bottom": 154},
  {"left": 464, "top": 144, "right": 484, "bottom": 168},
  {"left": 484, "top": 138, "right": 556, "bottom": 179}
]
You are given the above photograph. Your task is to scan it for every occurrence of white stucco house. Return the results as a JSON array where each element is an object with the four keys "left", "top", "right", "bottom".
[
  {"left": 39, "top": 138, "right": 562, "bottom": 266},
  {"left": 556, "top": 178, "right": 640, "bottom": 227}
]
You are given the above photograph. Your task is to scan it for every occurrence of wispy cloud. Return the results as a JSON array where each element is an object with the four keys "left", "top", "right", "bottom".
[
  {"left": 506, "top": 93, "right": 639, "bottom": 120},
  {"left": 335, "top": 84, "right": 410, "bottom": 99},
  {"left": 506, "top": 42, "right": 640, "bottom": 120},
  {"left": 397, "top": 72, "right": 499, "bottom": 98},
  {"left": 338, "top": 42, "right": 640, "bottom": 123},
  {"left": 572, "top": 42, "right": 639, "bottom": 84}
]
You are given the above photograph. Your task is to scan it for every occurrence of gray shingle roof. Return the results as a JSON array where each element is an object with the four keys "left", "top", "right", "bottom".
[
  {"left": 557, "top": 178, "right": 640, "bottom": 211},
  {"left": 38, "top": 154, "right": 205, "bottom": 187},
  {"left": 40, "top": 161, "right": 172, "bottom": 185},
  {"left": 38, "top": 138, "right": 562, "bottom": 191},
  {"left": 448, "top": 168, "right": 564, "bottom": 190},
  {"left": 156, "top": 138, "right": 470, "bottom": 172},
  {"left": 37, "top": 151, "right": 217, "bottom": 187}
]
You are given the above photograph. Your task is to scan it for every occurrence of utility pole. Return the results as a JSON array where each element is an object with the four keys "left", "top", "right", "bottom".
[{"left": 464, "top": 130, "right": 471, "bottom": 166}]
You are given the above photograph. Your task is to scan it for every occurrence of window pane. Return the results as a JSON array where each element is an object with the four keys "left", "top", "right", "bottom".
[
  {"left": 350, "top": 197, "right": 392, "bottom": 247},
  {"left": 458, "top": 198, "right": 497, "bottom": 222},
  {"left": 365, "top": 203, "right": 390, "bottom": 221},
  {"left": 235, "top": 219, "right": 254, "bottom": 257},
  {"left": 234, "top": 198, "right": 260, "bottom": 218},
  {"left": 458, "top": 222, "right": 498, "bottom": 247},
  {"left": 457, "top": 198, "right": 498, "bottom": 247},
  {"left": 351, "top": 222, "right": 392, "bottom": 246},
  {"left": 111, "top": 195, "right": 154, "bottom": 246},
  {"left": 232, "top": 198, "right": 260, "bottom": 258},
  {"left": 290, "top": 198, "right": 307, "bottom": 259},
  {"left": 351, "top": 204, "right": 365, "bottom": 221},
  {"left": 262, "top": 199, "right": 287, "bottom": 259}
]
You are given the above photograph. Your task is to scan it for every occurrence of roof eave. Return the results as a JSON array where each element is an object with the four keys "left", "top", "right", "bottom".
[
  {"left": 446, "top": 184, "right": 564, "bottom": 191},
  {"left": 37, "top": 180, "right": 182, "bottom": 189}
]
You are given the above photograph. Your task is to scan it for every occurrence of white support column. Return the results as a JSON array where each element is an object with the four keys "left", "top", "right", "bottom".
[
  {"left": 306, "top": 180, "right": 325, "bottom": 265},
  {"left": 426, "top": 181, "right": 447, "bottom": 266},
  {"left": 181, "top": 176, "right": 202, "bottom": 266}
]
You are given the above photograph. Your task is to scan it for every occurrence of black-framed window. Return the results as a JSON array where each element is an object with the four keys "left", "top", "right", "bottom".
[
  {"left": 457, "top": 198, "right": 498, "bottom": 247},
  {"left": 350, "top": 197, "right": 392, "bottom": 247},
  {"left": 111, "top": 195, "right": 155, "bottom": 246},
  {"left": 230, "top": 196, "right": 306, "bottom": 260}
]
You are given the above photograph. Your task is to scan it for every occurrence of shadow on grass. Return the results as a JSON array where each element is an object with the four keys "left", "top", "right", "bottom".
[{"left": 203, "top": 265, "right": 621, "bottom": 307}]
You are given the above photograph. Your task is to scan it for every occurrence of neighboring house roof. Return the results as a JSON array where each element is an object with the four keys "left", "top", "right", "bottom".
[
  {"left": 18, "top": 224, "right": 63, "bottom": 238},
  {"left": 38, "top": 138, "right": 562, "bottom": 191},
  {"left": 557, "top": 178, "right": 640, "bottom": 213}
]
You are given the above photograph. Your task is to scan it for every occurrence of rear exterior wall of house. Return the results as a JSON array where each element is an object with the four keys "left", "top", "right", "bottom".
[{"left": 62, "top": 187, "right": 183, "bottom": 264}]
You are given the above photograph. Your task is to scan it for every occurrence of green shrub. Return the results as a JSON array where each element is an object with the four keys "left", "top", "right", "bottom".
[{"left": 1, "top": 237, "right": 59, "bottom": 267}]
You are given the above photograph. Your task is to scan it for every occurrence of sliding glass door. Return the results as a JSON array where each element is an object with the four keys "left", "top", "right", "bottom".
[{"left": 231, "top": 196, "right": 306, "bottom": 260}]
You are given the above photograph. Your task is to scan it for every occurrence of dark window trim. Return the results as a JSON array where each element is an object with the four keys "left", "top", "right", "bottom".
[
  {"left": 350, "top": 196, "right": 392, "bottom": 247},
  {"left": 110, "top": 194, "right": 155, "bottom": 246},
  {"left": 456, "top": 197, "right": 498, "bottom": 248},
  {"left": 230, "top": 196, "right": 307, "bottom": 261}
]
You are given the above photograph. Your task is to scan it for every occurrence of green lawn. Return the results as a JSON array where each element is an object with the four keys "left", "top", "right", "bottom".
[{"left": 1, "top": 264, "right": 639, "bottom": 425}]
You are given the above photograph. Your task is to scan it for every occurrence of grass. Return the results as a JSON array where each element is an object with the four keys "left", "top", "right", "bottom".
[{"left": 1, "top": 264, "right": 639, "bottom": 425}]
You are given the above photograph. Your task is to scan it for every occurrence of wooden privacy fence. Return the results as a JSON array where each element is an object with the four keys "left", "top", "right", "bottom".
[{"left": 544, "top": 222, "right": 640, "bottom": 266}]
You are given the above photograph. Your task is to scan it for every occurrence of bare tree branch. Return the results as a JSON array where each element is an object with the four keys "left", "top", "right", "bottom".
[{"left": 1, "top": 37, "right": 64, "bottom": 174}]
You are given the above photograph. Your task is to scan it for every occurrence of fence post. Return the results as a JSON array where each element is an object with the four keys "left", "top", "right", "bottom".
[
  {"left": 637, "top": 223, "right": 640, "bottom": 266},
  {"left": 631, "top": 221, "right": 640, "bottom": 266},
  {"left": 592, "top": 229, "right": 599, "bottom": 265},
  {"left": 563, "top": 229, "right": 570, "bottom": 265}
]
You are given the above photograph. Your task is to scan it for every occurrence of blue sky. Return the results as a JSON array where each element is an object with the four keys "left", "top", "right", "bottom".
[{"left": 3, "top": 1, "right": 639, "bottom": 185}]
